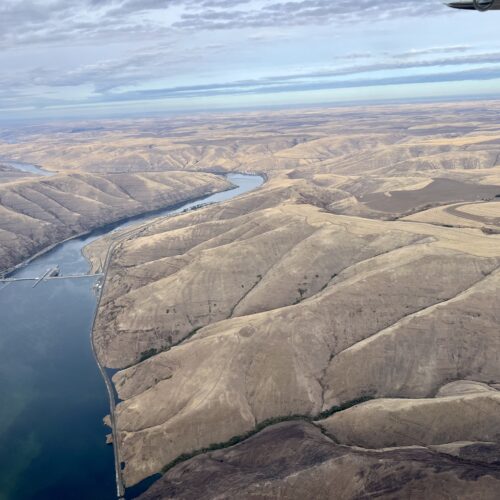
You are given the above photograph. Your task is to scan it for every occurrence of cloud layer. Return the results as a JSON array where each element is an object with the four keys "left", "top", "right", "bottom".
[
  {"left": 0, "top": 0, "right": 442, "bottom": 47},
  {"left": 1, "top": 0, "right": 500, "bottom": 118}
]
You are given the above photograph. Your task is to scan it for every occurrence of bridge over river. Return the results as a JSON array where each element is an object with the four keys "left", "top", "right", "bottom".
[{"left": 0, "top": 267, "right": 103, "bottom": 290}]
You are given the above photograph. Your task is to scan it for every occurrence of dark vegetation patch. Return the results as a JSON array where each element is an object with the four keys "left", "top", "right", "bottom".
[
  {"left": 139, "top": 347, "right": 159, "bottom": 362},
  {"left": 138, "top": 328, "right": 202, "bottom": 363},
  {"left": 160, "top": 396, "right": 374, "bottom": 475}
]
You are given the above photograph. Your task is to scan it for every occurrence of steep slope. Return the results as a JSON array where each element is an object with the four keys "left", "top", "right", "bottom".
[
  {"left": 0, "top": 171, "right": 231, "bottom": 272},
  {"left": 0, "top": 163, "right": 34, "bottom": 184},
  {"left": 24, "top": 103, "right": 496, "bottom": 497},
  {"left": 138, "top": 421, "right": 500, "bottom": 500},
  {"left": 92, "top": 200, "right": 500, "bottom": 486},
  {"left": 320, "top": 390, "right": 500, "bottom": 448}
]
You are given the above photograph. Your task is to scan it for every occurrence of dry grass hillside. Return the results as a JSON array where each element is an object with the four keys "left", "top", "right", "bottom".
[
  {"left": 3, "top": 102, "right": 500, "bottom": 497},
  {"left": 0, "top": 172, "right": 231, "bottom": 272},
  {"left": 2, "top": 102, "right": 500, "bottom": 224},
  {"left": 138, "top": 421, "right": 500, "bottom": 500},
  {"left": 0, "top": 163, "right": 37, "bottom": 184},
  {"left": 93, "top": 196, "right": 500, "bottom": 487},
  {"left": 1, "top": 101, "right": 500, "bottom": 185}
]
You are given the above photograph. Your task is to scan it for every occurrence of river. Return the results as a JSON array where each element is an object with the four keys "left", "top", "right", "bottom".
[
  {"left": 0, "top": 160, "right": 54, "bottom": 177},
  {"left": 0, "top": 173, "right": 264, "bottom": 500}
]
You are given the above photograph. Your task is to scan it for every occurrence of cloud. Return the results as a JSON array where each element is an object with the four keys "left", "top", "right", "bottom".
[
  {"left": 4, "top": 37, "right": 500, "bottom": 112},
  {"left": 116, "top": 67, "right": 500, "bottom": 100},
  {"left": 0, "top": 0, "right": 449, "bottom": 48},
  {"left": 173, "top": 0, "right": 445, "bottom": 30},
  {"left": 65, "top": 65, "right": 500, "bottom": 109},
  {"left": 1, "top": 0, "right": 497, "bottom": 117},
  {"left": 14, "top": 46, "right": 500, "bottom": 96}
]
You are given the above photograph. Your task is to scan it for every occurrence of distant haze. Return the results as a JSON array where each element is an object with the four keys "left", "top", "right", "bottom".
[{"left": 1, "top": 0, "right": 500, "bottom": 120}]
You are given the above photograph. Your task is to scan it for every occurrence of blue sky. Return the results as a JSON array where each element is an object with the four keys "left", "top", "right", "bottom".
[{"left": 1, "top": 0, "right": 500, "bottom": 119}]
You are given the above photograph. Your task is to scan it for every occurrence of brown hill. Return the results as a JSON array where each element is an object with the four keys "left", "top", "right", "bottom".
[
  {"left": 0, "top": 171, "right": 231, "bottom": 273},
  {"left": 92, "top": 197, "right": 499, "bottom": 486},
  {"left": 138, "top": 421, "right": 500, "bottom": 500}
]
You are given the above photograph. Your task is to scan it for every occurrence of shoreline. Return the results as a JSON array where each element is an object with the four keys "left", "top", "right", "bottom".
[
  {"left": 88, "top": 172, "right": 265, "bottom": 498},
  {"left": 1, "top": 175, "right": 244, "bottom": 278},
  {"left": 2, "top": 170, "right": 268, "bottom": 278},
  {"left": 0, "top": 171, "right": 265, "bottom": 499}
]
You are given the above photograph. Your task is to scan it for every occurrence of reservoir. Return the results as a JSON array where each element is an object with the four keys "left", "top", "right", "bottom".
[{"left": 0, "top": 173, "right": 264, "bottom": 500}]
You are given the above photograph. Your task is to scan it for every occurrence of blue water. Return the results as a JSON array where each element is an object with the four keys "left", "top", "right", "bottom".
[
  {"left": 1, "top": 160, "right": 54, "bottom": 177},
  {"left": 0, "top": 173, "right": 263, "bottom": 500},
  {"left": 0, "top": 278, "right": 114, "bottom": 500}
]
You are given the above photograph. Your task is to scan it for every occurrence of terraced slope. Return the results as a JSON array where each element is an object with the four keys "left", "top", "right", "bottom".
[{"left": 0, "top": 172, "right": 231, "bottom": 272}]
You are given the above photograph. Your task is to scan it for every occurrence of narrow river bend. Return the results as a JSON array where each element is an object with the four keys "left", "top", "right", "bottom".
[{"left": 0, "top": 173, "right": 263, "bottom": 500}]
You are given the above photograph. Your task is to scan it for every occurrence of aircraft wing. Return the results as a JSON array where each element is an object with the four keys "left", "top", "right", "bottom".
[{"left": 446, "top": 0, "right": 500, "bottom": 9}]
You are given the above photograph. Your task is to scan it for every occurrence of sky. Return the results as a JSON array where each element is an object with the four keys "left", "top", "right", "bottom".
[{"left": 1, "top": 0, "right": 500, "bottom": 120}]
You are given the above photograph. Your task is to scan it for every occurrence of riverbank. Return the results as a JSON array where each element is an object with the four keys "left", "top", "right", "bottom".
[
  {"left": 0, "top": 170, "right": 233, "bottom": 275},
  {"left": 87, "top": 173, "right": 265, "bottom": 499},
  {"left": 0, "top": 159, "right": 54, "bottom": 176},
  {"left": 0, "top": 173, "right": 264, "bottom": 500},
  {"left": 1, "top": 173, "right": 236, "bottom": 277}
]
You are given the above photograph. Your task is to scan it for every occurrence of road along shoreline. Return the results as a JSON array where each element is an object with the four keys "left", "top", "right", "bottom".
[
  {"left": 1, "top": 174, "right": 242, "bottom": 278},
  {"left": 88, "top": 173, "right": 265, "bottom": 498}
]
